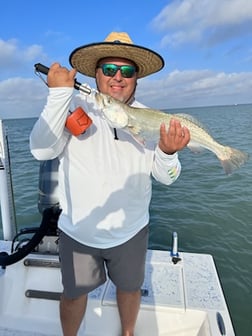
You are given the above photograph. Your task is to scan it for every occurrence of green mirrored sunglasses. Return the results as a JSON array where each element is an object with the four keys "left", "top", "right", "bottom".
[{"left": 96, "top": 63, "right": 138, "bottom": 78}]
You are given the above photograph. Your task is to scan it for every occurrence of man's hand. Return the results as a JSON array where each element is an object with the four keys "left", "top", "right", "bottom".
[
  {"left": 158, "top": 119, "right": 190, "bottom": 155},
  {"left": 47, "top": 62, "right": 77, "bottom": 88}
]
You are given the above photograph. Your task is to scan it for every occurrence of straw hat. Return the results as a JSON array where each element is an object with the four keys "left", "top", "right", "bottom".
[{"left": 69, "top": 32, "right": 164, "bottom": 79}]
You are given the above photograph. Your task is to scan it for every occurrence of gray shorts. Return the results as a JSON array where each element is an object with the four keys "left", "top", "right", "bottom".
[{"left": 59, "top": 226, "right": 149, "bottom": 299}]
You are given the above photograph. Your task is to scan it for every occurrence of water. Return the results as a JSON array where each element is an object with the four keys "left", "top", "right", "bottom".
[{"left": 1, "top": 104, "right": 252, "bottom": 335}]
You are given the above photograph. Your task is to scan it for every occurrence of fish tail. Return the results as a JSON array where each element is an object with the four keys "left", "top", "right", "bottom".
[{"left": 218, "top": 146, "right": 249, "bottom": 175}]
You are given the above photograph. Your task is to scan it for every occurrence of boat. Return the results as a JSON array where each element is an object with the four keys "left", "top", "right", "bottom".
[{"left": 0, "top": 80, "right": 235, "bottom": 335}]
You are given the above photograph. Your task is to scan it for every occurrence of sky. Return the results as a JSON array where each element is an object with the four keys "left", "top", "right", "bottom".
[{"left": 0, "top": 0, "right": 252, "bottom": 119}]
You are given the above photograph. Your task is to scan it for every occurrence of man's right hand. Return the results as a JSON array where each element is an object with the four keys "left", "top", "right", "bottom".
[{"left": 47, "top": 62, "right": 77, "bottom": 88}]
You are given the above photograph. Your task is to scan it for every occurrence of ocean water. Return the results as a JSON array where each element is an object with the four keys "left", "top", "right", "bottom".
[{"left": 1, "top": 103, "right": 252, "bottom": 335}]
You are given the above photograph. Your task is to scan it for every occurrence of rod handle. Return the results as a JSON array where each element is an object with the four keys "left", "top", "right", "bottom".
[
  {"left": 34, "top": 63, "right": 91, "bottom": 95},
  {"left": 34, "top": 63, "right": 49, "bottom": 75}
]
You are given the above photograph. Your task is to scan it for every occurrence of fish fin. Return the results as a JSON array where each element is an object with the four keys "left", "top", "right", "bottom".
[
  {"left": 127, "top": 125, "right": 146, "bottom": 145},
  {"left": 218, "top": 146, "right": 249, "bottom": 175},
  {"left": 132, "top": 134, "right": 146, "bottom": 146},
  {"left": 128, "top": 124, "right": 141, "bottom": 135},
  {"left": 174, "top": 113, "right": 210, "bottom": 133}
]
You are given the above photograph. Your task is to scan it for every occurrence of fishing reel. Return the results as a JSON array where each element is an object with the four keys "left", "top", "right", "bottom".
[
  {"left": 65, "top": 107, "right": 92, "bottom": 136},
  {"left": 34, "top": 63, "right": 92, "bottom": 136}
]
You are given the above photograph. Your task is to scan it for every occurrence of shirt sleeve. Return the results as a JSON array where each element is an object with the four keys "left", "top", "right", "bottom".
[
  {"left": 152, "top": 146, "right": 181, "bottom": 185},
  {"left": 30, "top": 87, "right": 74, "bottom": 160}
]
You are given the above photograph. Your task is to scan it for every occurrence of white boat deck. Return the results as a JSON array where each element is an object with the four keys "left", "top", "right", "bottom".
[{"left": 0, "top": 241, "right": 235, "bottom": 335}]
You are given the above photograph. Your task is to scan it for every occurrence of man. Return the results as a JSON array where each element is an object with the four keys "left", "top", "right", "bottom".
[{"left": 30, "top": 32, "right": 190, "bottom": 336}]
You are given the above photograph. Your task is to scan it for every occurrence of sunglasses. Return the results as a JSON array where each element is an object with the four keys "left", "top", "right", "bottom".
[{"left": 96, "top": 63, "right": 138, "bottom": 78}]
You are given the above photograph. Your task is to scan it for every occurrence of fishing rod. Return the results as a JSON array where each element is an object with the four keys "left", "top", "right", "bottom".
[{"left": 34, "top": 63, "right": 92, "bottom": 95}]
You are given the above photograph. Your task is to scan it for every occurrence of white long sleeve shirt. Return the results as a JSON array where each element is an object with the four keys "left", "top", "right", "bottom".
[{"left": 30, "top": 88, "right": 181, "bottom": 248}]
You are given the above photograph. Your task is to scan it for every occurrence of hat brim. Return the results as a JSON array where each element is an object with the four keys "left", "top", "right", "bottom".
[{"left": 69, "top": 42, "right": 164, "bottom": 79}]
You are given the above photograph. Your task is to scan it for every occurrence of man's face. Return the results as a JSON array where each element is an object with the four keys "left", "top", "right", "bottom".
[{"left": 95, "top": 57, "right": 137, "bottom": 104}]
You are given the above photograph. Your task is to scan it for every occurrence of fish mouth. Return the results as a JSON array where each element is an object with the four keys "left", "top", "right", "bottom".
[
  {"left": 94, "top": 92, "right": 107, "bottom": 110},
  {"left": 94, "top": 92, "right": 102, "bottom": 104}
]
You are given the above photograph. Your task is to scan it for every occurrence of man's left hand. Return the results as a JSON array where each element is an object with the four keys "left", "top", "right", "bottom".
[{"left": 158, "top": 119, "right": 190, "bottom": 155}]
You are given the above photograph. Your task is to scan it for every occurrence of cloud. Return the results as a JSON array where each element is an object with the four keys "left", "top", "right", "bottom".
[
  {"left": 137, "top": 69, "right": 252, "bottom": 108},
  {"left": 152, "top": 0, "right": 252, "bottom": 47},
  {"left": 0, "top": 39, "right": 47, "bottom": 76},
  {"left": 0, "top": 78, "right": 48, "bottom": 119}
]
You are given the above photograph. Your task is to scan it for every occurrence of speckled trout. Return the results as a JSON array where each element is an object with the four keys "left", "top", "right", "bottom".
[{"left": 95, "top": 92, "right": 249, "bottom": 175}]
